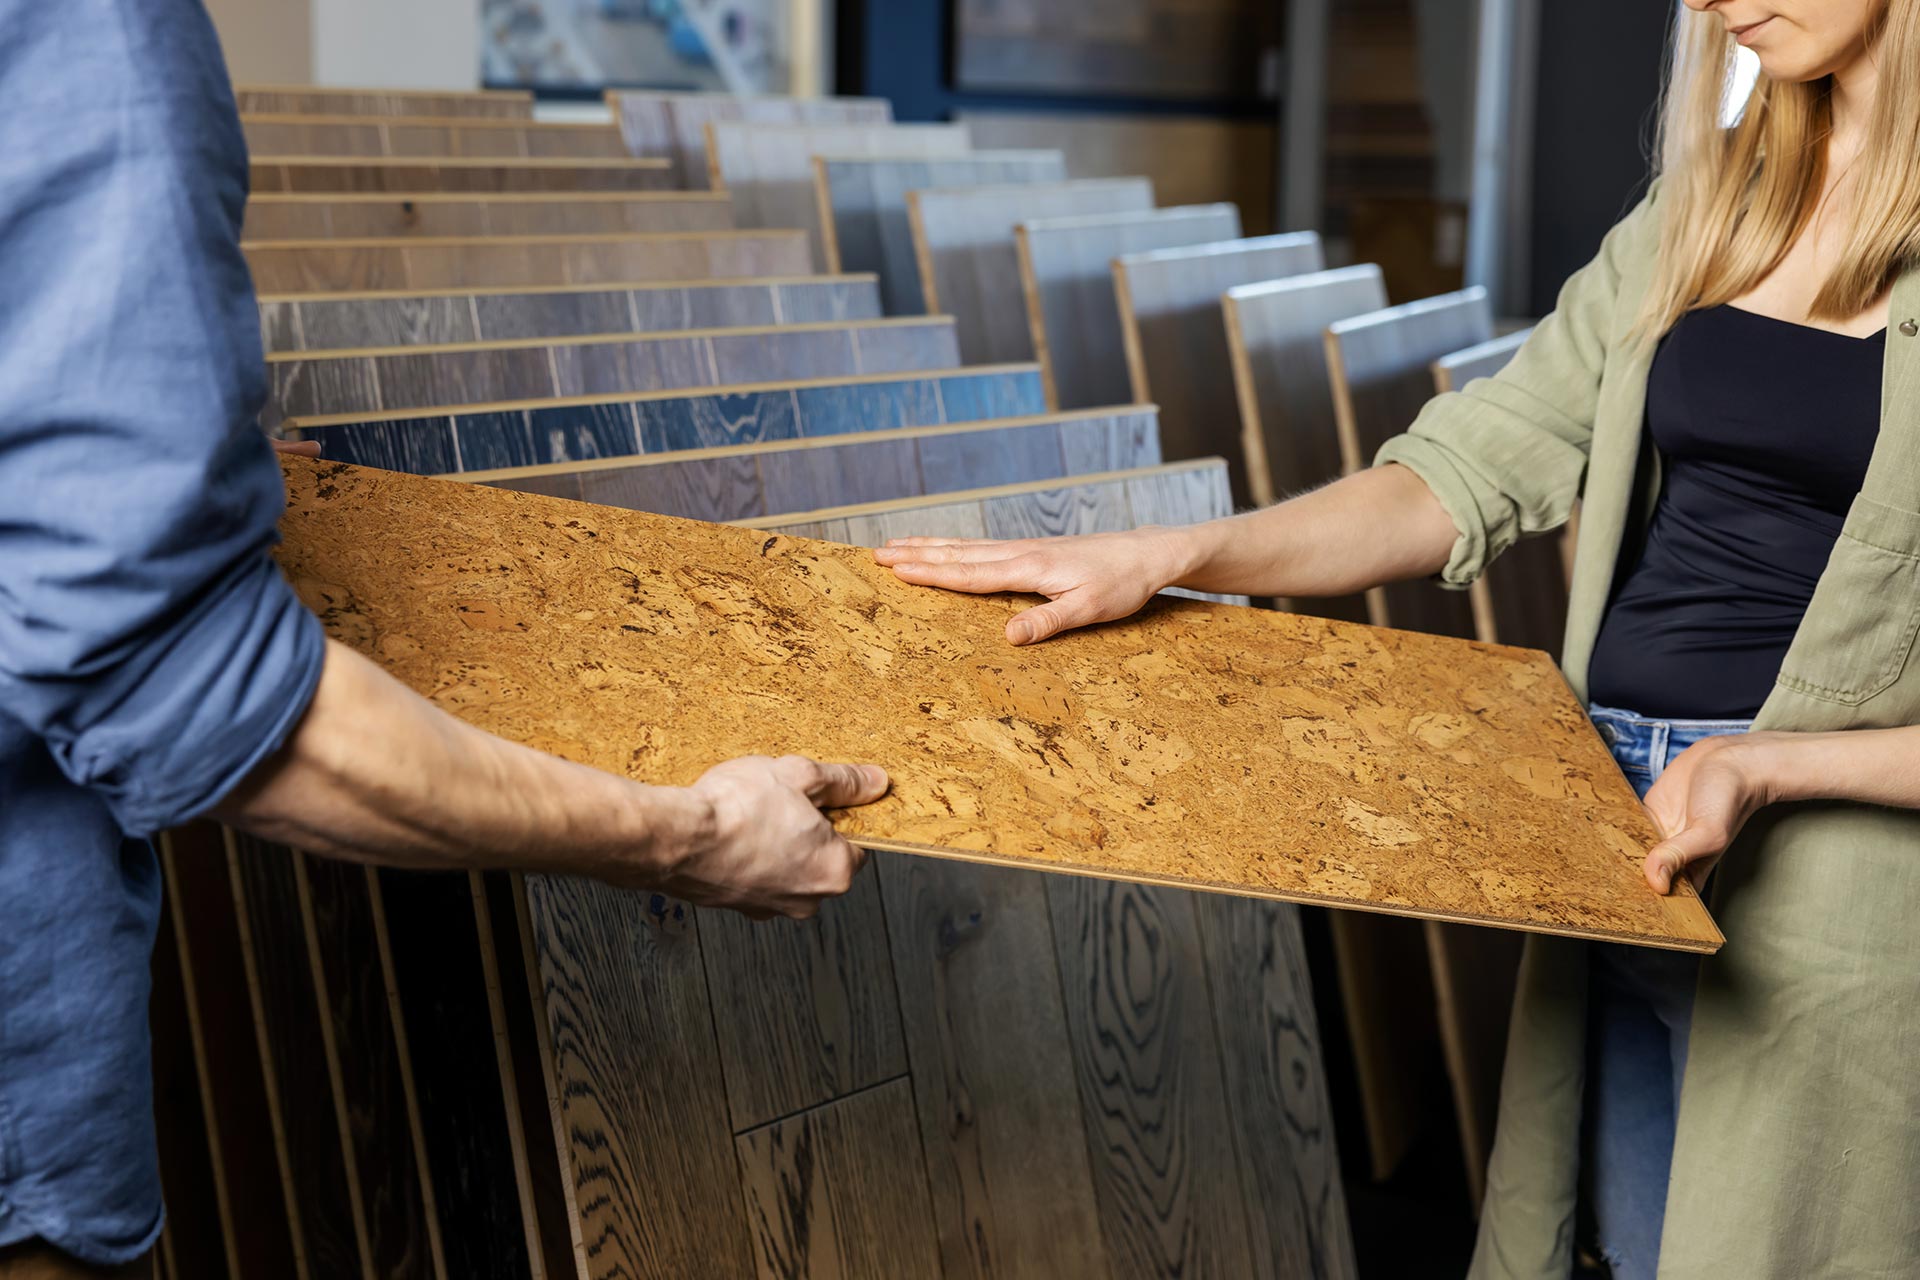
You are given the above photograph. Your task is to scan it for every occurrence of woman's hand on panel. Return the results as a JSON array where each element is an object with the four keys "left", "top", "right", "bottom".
[
  {"left": 1640, "top": 733, "right": 1784, "bottom": 894},
  {"left": 874, "top": 527, "right": 1196, "bottom": 645}
]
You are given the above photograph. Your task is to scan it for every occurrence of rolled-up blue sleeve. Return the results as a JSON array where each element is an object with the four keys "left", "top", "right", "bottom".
[{"left": 0, "top": 0, "right": 324, "bottom": 836}]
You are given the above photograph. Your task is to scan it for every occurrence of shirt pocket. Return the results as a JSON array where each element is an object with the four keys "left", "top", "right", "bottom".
[{"left": 1774, "top": 495, "right": 1920, "bottom": 706}]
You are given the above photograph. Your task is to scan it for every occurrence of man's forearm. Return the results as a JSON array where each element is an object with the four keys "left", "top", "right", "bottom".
[
  {"left": 1165, "top": 465, "right": 1460, "bottom": 600},
  {"left": 1745, "top": 724, "right": 1920, "bottom": 810},
  {"left": 214, "top": 638, "right": 708, "bottom": 885}
]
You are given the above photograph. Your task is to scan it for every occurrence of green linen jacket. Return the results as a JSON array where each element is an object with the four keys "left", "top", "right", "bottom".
[{"left": 1378, "top": 189, "right": 1920, "bottom": 1279}]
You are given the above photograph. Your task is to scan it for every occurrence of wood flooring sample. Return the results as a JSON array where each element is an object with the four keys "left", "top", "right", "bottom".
[{"left": 275, "top": 458, "right": 1720, "bottom": 953}]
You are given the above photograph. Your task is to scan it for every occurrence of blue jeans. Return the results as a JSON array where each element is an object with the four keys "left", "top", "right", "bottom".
[{"left": 1580, "top": 705, "right": 1751, "bottom": 1280}]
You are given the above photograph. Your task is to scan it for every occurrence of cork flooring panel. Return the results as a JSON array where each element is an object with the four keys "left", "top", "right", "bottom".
[
  {"left": 241, "top": 115, "right": 628, "bottom": 160},
  {"left": 1115, "top": 232, "right": 1326, "bottom": 504},
  {"left": 612, "top": 93, "right": 893, "bottom": 190},
  {"left": 234, "top": 86, "right": 532, "bottom": 119},
  {"left": 289, "top": 366, "right": 1049, "bottom": 474},
  {"left": 243, "top": 193, "right": 735, "bottom": 241},
  {"left": 249, "top": 156, "right": 674, "bottom": 195},
  {"left": 1017, "top": 203, "right": 1242, "bottom": 410},
  {"left": 706, "top": 121, "right": 972, "bottom": 268},
  {"left": 274, "top": 455, "right": 1722, "bottom": 954},
  {"left": 815, "top": 152, "right": 1067, "bottom": 313},
  {"left": 908, "top": 178, "right": 1156, "bottom": 366},
  {"left": 263, "top": 318, "right": 961, "bottom": 423},
  {"left": 259, "top": 277, "right": 883, "bottom": 353}
]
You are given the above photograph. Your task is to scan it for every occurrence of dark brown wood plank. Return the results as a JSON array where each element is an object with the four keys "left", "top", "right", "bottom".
[{"left": 734, "top": 1080, "right": 943, "bottom": 1280}]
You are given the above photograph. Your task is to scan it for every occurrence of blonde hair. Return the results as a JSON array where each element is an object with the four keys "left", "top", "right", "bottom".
[{"left": 1636, "top": 0, "right": 1920, "bottom": 339}]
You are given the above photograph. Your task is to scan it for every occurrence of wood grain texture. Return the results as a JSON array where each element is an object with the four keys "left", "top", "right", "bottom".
[
  {"left": 258, "top": 277, "right": 883, "bottom": 353},
  {"left": 275, "top": 454, "right": 1722, "bottom": 953},
  {"left": 813, "top": 152, "right": 1067, "bottom": 313},
  {"left": 612, "top": 93, "right": 892, "bottom": 190},
  {"left": 909, "top": 179, "right": 1156, "bottom": 367},
  {"left": 1115, "top": 232, "right": 1325, "bottom": 503},
  {"left": 518, "top": 873, "right": 755, "bottom": 1279},
  {"left": 1016, "top": 203, "right": 1242, "bottom": 410},
  {"left": 243, "top": 194, "right": 734, "bottom": 241},
  {"left": 705, "top": 122, "right": 972, "bottom": 268},
  {"left": 1326, "top": 287, "right": 1494, "bottom": 640},
  {"left": 244, "top": 231, "right": 814, "bottom": 293},
  {"left": 1193, "top": 895, "right": 1359, "bottom": 1278},
  {"left": 290, "top": 366, "right": 1048, "bottom": 473},
  {"left": 242, "top": 115, "right": 628, "bottom": 160},
  {"left": 734, "top": 1080, "right": 943, "bottom": 1280},
  {"left": 249, "top": 157, "right": 674, "bottom": 195},
  {"left": 954, "top": 0, "right": 1282, "bottom": 98},
  {"left": 158, "top": 826, "right": 301, "bottom": 1280},
  {"left": 263, "top": 319, "right": 961, "bottom": 424},
  {"left": 234, "top": 86, "right": 533, "bottom": 118},
  {"left": 959, "top": 110, "right": 1280, "bottom": 235},
  {"left": 227, "top": 832, "right": 367, "bottom": 1280},
  {"left": 149, "top": 881, "right": 232, "bottom": 1280},
  {"left": 372, "top": 869, "right": 536, "bottom": 1280}
]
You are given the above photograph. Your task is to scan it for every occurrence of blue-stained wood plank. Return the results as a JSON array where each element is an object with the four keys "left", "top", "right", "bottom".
[
  {"left": 757, "top": 435, "right": 923, "bottom": 513},
  {"left": 791, "top": 380, "right": 944, "bottom": 436},
  {"left": 303, "top": 418, "right": 459, "bottom": 473},
  {"left": 1058, "top": 410, "right": 1163, "bottom": 474},
  {"left": 938, "top": 369, "right": 1047, "bottom": 421},
  {"left": 634, "top": 390, "right": 801, "bottom": 453},
  {"left": 914, "top": 420, "right": 1067, "bottom": 492}
]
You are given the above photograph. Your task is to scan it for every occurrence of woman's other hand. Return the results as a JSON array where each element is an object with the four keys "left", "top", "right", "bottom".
[
  {"left": 1641, "top": 733, "right": 1784, "bottom": 894},
  {"left": 874, "top": 526, "right": 1196, "bottom": 645},
  {"left": 271, "top": 438, "right": 321, "bottom": 458}
]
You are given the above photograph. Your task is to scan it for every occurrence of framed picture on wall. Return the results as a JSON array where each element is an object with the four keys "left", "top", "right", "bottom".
[
  {"left": 952, "top": 0, "right": 1281, "bottom": 100},
  {"left": 482, "top": 0, "right": 786, "bottom": 93}
]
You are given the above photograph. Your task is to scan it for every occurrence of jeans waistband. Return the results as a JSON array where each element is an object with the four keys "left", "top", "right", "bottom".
[{"left": 1588, "top": 704, "right": 1753, "bottom": 787}]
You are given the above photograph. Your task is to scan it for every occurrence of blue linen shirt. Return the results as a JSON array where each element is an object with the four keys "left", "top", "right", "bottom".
[{"left": 0, "top": 0, "right": 325, "bottom": 1263}]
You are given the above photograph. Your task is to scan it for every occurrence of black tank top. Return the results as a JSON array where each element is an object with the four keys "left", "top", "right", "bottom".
[{"left": 1586, "top": 304, "right": 1886, "bottom": 720}]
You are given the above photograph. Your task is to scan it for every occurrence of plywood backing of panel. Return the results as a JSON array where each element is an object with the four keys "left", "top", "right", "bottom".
[
  {"left": 813, "top": 152, "right": 1067, "bottom": 313},
  {"left": 243, "top": 230, "right": 814, "bottom": 293},
  {"left": 234, "top": 85, "right": 533, "bottom": 119},
  {"left": 612, "top": 92, "right": 893, "bottom": 189},
  {"left": 1114, "top": 232, "right": 1325, "bottom": 503},
  {"left": 959, "top": 110, "right": 1279, "bottom": 234},
  {"left": 1016, "top": 203, "right": 1243, "bottom": 411},
  {"left": 241, "top": 115, "right": 629, "bottom": 160},
  {"left": 243, "top": 193, "right": 735, "bottom": 241},
  {"left": 262, "top": 318, "right": 963, "bottom": 424},
  {"left": 909, "top": 178, "right": 1156, "bottom": 367},
  {"left": 275, "top": 454, "right": 1720, "bottom": 955},
  {"left": 259, "top": 276, "right": 883, "bottom": 353},
  {"left": 249, "top": 156, "right": 674, "bottom": 195},
  {"left": 704, "top": 121, "right": 972, "bottom": 267}
]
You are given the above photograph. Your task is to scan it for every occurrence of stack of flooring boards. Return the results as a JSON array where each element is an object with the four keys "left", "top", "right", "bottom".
[{"left": 143, "top": 82, "right": 1593, "bottom": 1280}]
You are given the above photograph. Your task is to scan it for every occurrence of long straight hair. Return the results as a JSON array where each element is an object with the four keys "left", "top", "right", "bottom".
[{"left": 1636, "top": 0, "right": 1920, "bottom": 339}]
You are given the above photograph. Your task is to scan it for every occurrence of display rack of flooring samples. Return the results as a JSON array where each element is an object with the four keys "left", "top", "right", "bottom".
[
  {"left": 706, "top": 121, "right": 973, "bottom": 266},
  {"left": 241, "top": 192, "right": 737, "bottom": 239},
  {"left": 814, "top": 151, "right": 1067, "bottom": 313},
  {"left": 256, "top": 276, "right": 886, "bottom": 353},
  {"left": 241, "top": 114, "right": 630, "bottom": 159},
  {"left": 1016, "top": 203, "right": 1243, "bottom": 409},
  {"left": 612, "top": 92, "right": 893, "bottom": 189},
  {"left": 261, "top": 317, "right": 963, "bottom": 425},
  {"left": 1115, "top": 232, "right": 1326, "bottom": 502},
  {"left": 249, "top": 155, "right": 676, "bottom": 194},
  {"left": 235, "top": 84, "right": 534, "bottom": 118},
  {"left": 241, "top": 229, "right": 813, "bottom": 292},
  {"left": 1428, "top": 324, "right": 1563, "bottom": 1212},
  {"left": 909, "top": 178, "right": 1156, "bottom": 365}
]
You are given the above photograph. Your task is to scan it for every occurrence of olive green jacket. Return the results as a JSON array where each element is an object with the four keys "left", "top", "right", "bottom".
[{"left": 1378, "top": 190, "right": 1920, "bottom": 1279}]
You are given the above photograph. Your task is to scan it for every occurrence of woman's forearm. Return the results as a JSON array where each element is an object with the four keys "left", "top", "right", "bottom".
[
  {"left": 1746, "top": 725, "right": 1920, "bottom": 809},
  {"left": 1167, "top": 464, "right": 1459, "bottom": 600}
]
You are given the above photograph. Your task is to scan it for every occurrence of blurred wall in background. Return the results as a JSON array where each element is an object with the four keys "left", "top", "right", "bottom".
[{"left": 205, "top": 0, "right": 478, "bottom": 89}]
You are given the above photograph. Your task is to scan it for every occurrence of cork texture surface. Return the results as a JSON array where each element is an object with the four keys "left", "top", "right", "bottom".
[{"left": 275, "top": 457, "right": 1721, "bottom": 952}]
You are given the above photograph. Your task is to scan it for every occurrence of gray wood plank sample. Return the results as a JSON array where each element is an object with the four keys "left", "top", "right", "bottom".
[
  {"left": 234, "top": 86, "right": 532, "bottom": 119},
  {"left": 289, "top": 366, "right": 1050, "bottom": 474},
  {"left": 259, "top": 277, "right": 885, "bottom": 353},
  {"left": 909, "top": 179, "right": 1157, "bottom": 367},
  {"left": 243, "top": 230, "right": 815, "bottom": 293},
  {"left": 248, "top": 156, "right": 675, "bottom": 195},
  {"left": 264, "top": 318, "right": 963, "bottom": 425},
  {"left": 468, "top": 409, "right": 1164, "bottom": 520},
  {"left": 1115, "top": 231, "right": 1326, "bottom": 505},
  {"left": 241, "top": 115, "right": 629, "bottom": 159},
  {"left": 243, "top": 193, "right": 735, "bottom": 241},
  {"left": 1016, "top": 203, "right": 1243, "bottom": 410},
  {"left": 706, "top": 121, "right": 973, "bottom": 268},
  {"left": 734, "top": 1080, "right": 943, "bottom": 1280},
  {"left": 814, "top": 152, "right": 1067, "bottom": 314},
  {"left": 612, "top": 92, "right": 893, "bottom": 189}
]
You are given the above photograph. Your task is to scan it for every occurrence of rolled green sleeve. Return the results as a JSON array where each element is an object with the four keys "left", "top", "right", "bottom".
[{"left": 1375, "top": 190, "right": 1660, "bottom": 586}]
